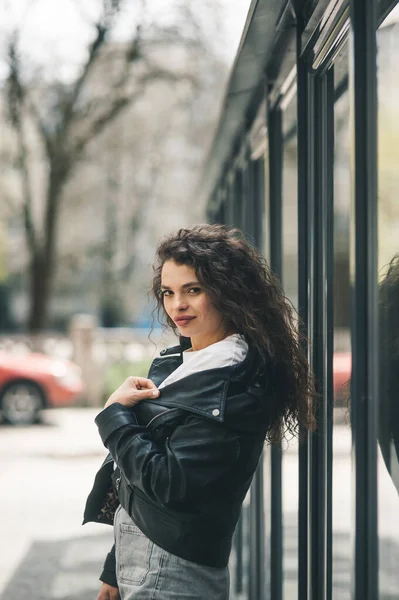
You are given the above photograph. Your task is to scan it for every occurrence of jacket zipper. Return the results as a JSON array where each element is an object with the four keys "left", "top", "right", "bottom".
[{"left": 146, "top": 408, "right": 181, "bottom": 428}]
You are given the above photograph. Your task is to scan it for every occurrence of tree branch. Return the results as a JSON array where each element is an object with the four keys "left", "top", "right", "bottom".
[
  {"left": 17, "top": 123, "right": 37, "bottom": 255},
  {"left": 25, "top": 96, "right": 54, "bottom": 157},
  {"left": 6, "top": 35, "right": 37, "bottom": 254},
  {"left": 19, "top": 122, "right": 38, "bottom": 251},
  {"left": 61, "top": 2, "right": 140, "bottom": 138},
  {"left": 71, "top": 95, "right": 131, "bottom": 159},
  {"left": 70, "top": 65, "right": 196, "bottom": 160},
  {"left": 61, "top": 22, "right": 108, "bottom": 136}
]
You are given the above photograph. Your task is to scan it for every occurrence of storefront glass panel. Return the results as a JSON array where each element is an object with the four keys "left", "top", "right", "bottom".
[
  {"left": 377, "top": 8, "right": 399, "bottom": 598},
  {"left": 281, "top": 93, "right": 299, "bottom": 599},
  {"left": 332, "top": 46, "right": 352, "bottom": 600}
]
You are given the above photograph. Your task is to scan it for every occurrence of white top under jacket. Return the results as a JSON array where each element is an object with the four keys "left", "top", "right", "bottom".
[{"left": 158, "top": 334, "right": 249, "bottom": 390}]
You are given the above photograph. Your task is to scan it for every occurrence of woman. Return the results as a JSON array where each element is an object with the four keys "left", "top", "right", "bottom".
[
  {"left": 83, "top": 224, "right": 316, "bottom": 600},
  {"left": 377, "top": 254, "right": 399, "bottom": 493}
]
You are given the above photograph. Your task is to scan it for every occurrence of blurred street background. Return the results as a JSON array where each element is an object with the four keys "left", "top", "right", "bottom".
[
  {"left": 1, "top": 1, "right": 399, "bottom": 600},
  {"left": 0, "top": 1, "right": 254, "bottom": 597},
  {"left": 0, "top": 0, "right": 250, "bottom": 335}
]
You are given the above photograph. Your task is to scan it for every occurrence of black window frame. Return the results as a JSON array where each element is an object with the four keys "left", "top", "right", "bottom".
[{"left": 204, "top": 1, "right": 387, "bottom": 598}]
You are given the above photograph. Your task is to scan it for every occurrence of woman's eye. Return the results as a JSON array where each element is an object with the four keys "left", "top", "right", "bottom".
[
  {"left": 161, "top": 290, "right": 172, "bottom": 297},
  {"left": 188, "top": 287, "right": 201, "bottom": 294}
]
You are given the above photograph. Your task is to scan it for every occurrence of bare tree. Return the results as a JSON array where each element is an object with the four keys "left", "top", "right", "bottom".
[{"left": 3, "top": 0, "right": 203, "bottom": 331}]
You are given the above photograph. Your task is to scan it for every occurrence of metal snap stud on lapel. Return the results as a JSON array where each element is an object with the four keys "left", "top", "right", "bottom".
[{"left": 212, "top": 409, "right": 220, "bottom": 417}]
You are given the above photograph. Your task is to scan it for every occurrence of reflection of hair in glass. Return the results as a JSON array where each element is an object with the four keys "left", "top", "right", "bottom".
[
  {"left": 378, "top": 253, "right": 399, "bottom": 490},
  {"left": 151, "top": 224, "right": 317, "bottom": 443}
]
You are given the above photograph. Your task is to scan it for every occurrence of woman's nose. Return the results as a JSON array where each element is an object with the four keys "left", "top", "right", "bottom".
[{"left": 174, "top": 295, "right": 189, "bottom": 310}]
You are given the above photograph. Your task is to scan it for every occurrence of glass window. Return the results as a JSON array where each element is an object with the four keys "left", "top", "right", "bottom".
[
  {"left": 262, "top": 450, "right": 272, "bottom": 596},
  {"left": 281, "top": 92, "right": 299, "bottom": 598},
  {"left": 261, "top": 133, "right": 272, "bottom": 598},
  {"left": 332, "top": 45, "right": 352, "bottom": 600},
  {"left": 377, "top": 10, "right": 399, "bottom": 598}
]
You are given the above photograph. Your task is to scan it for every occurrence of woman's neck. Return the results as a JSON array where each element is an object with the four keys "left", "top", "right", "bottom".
[{"left": 190, "top": 328, "right": 238, "bottom": 352}]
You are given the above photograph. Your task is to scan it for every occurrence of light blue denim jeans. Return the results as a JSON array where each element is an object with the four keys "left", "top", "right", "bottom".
[{"left": 114, "top": 505, "right": 230, "bottom": 600}]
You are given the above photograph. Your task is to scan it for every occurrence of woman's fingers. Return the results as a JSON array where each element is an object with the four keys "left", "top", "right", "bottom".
[
  {"left": 110, "top": 587, "right": 120, "bottom": 600},
  {"left": 97, "top": 582, "right": 120, "bottom": 600},
  {"left": 127, "top": 377, "right": 160, "bottom": 400},
  {"left": 133, "top": 387, "right": 160, "bottom": 400},
  {"left": 127, "top": 376, "right": 158, "bottom": 390},
  {"left": 104, "top": 376, "right": 159, "bottom": 408}
]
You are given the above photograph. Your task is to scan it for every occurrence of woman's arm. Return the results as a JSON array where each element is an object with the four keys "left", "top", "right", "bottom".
[
  {"left": 95, "top": 403, "right": 240, "bottom": 509},
  {"left": 99, "top": 543, "right": 117, "bottom": 588}
]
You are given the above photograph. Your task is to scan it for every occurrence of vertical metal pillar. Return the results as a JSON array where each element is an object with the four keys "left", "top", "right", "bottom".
[
  {"left": 268, "top": 104, "right": 283, "bottom": 600},
  {"left": 350, "top": 0, "right": 379, "bottom": 598},
  {"left": 242, "top": 159, "right": 250, "bottom": 235},
  {"left": 297, "top": 37, "right": 335, "bottom": 600},
  {"left": 244, "top": 159, "right": 260, "bottom": 246},
  {"left": 253, "top": 158, "right": 266, "bottom": 252},
  {"left": 245, "top": 155, "right": 266, "bottom": 600},
  {"left": 226, "top": 178, "right": 235, "bottom": 227},
  {"left": 249, "top": 468, "right": 266, "bottom": 600},
  {"left": 296, "top": 44, "right": 312, "bottom": 600},
  {"left": 217, "top": 190, "right": 226, "bottom": 225},
  {"left": 234, "top": 169, "right": 244, "bottom": 227},
  {"left": 308, "top": 68, "right": 334, "bottom": 600}
]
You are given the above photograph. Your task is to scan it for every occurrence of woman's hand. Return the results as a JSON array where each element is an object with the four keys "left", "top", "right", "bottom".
[
  {"left": 104, "top": 376, "right": 160, "bottom": 409},
  {"left": 97, "top": 582, "right": 120, "bottom": 600}
]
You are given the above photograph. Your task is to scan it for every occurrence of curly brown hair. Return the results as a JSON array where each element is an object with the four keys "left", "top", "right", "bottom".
[{"left": 151, "top": 224, "right": 316, "bottom": 442}]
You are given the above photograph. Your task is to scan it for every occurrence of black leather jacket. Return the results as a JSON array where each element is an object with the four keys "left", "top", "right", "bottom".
[{"left": 83, "top": 341, "right": 273, "bottom": 586}]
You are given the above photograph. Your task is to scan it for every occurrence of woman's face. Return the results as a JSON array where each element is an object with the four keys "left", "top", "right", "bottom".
[{"left": 160, "top": 260, "right": 229, "bottom": 351}]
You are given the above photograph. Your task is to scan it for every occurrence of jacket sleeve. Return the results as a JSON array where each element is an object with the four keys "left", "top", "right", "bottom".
[
  {"left": 95, "top": 403, "right": 240, "bottom": 509},
  {"left": 99, "top": 543, "right": 117, "bottom": 588}
]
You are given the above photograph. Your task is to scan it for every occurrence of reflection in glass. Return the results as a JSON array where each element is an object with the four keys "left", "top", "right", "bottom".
[
  {"left": 377, "top": 12, "right": 399, "bottom": 598},
  {"left": 262, "top": 448, "right": 271, "bottom": 595},
  {"left": 332, "top": 46, "right": 352, "bottom": 600},
  {"left": 281, "top": 93, "right": 299, "bottom": 599}
]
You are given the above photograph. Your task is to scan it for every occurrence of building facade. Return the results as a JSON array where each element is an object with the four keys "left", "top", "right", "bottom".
[{"left": 200, "top": 1, "right": 399, "bottom": 599}]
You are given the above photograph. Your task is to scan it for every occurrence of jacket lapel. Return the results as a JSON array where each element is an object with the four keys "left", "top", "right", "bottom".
[{"left": 146, "top": 344, "right": 260, "bottom": 423}]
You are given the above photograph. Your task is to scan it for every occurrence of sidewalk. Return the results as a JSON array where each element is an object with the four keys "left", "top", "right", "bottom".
[
  {"left": 0, "top": 532, "right": 113, "bottom": 600},
  {"left": 0, "top": 408, "right": 113, "bottom": 600}
]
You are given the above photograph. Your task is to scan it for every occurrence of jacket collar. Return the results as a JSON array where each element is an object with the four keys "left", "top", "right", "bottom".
[{"left": 148, "top": 342, "right": 262, "bottom": 423}]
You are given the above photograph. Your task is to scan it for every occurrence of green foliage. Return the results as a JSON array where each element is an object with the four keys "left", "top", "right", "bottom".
[{"left": 103, "top": 358, "right": 152, "bottom": 401}]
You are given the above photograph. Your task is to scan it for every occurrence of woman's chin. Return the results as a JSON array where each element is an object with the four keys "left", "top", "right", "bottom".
[{"left": 178, "top": 324, "right": 196, "bottom": 335}]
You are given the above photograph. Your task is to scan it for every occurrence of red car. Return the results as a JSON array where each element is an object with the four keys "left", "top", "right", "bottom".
[
  {"left": 0, "top": 351, "right": 84, "bottom": 425},
  {"left": 333, "top": 351, "right": 352, "bottom": 405}
]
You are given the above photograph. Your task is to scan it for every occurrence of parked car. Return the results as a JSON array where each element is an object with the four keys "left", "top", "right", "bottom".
[
  {"left": 0, "top": 351, "right": 84, "bottom": 425},
  {"left": 333, "top": 351, "right": 351, "bottom": 406}
]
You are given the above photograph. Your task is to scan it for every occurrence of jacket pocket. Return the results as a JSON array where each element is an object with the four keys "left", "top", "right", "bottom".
[{"left": 117, "top": 521, "right": 153, "bottom": 585}]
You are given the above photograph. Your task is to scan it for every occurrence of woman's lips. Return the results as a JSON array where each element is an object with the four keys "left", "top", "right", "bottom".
[{"left": 175, "top": 317, "right": 196, "bottom": 326}]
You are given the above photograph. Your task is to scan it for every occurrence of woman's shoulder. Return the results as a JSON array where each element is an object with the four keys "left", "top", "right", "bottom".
[{"left": 225, "top": 350, "right": 272, "bottom": 434}]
